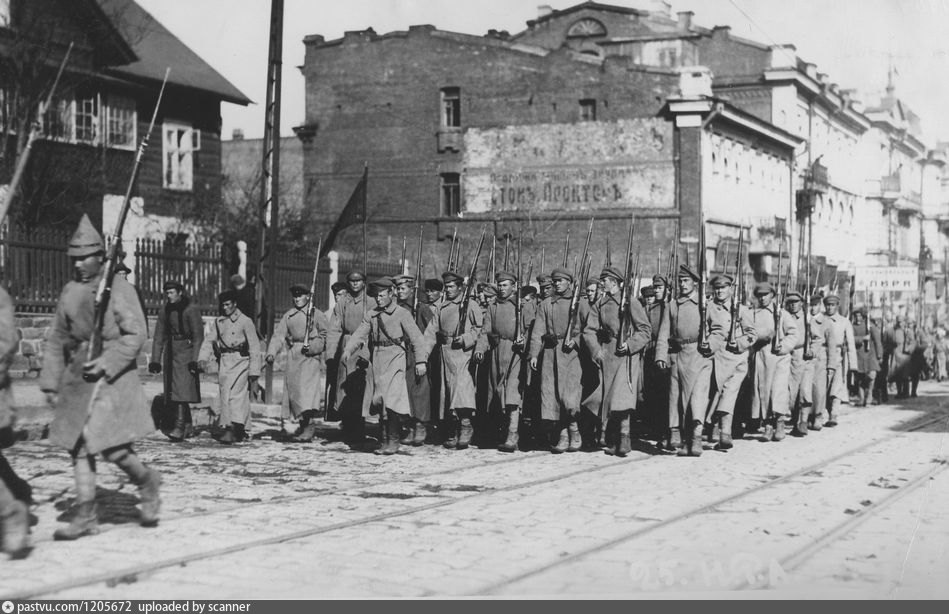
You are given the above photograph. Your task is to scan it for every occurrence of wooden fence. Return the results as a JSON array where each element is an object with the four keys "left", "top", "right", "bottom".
[{"left": 0, "top": 224, "right": 72, "bottom": 313}]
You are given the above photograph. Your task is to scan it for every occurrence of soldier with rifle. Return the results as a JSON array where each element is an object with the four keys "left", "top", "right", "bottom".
[
  {"left": 393, "top": 265, "right": 434, "bottom": 446},
  {"left": 821, "top": 294, "right": 857, "bottom": 426},
  {"left": 805, "top": 293, "right": 829, "bottom": 431},
  {"left": 785, "top": 290, "right": 811, "bottom": 436},
  {"left": 265, "top": 281, "right": 328, "bottom": 443}
]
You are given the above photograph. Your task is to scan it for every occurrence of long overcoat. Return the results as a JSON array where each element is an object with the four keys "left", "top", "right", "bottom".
[
  {"left": 152, "top": 297, "right": 204, "bottom": 403},
  {"left": 267, "top": 305, "right": 327, "bottom": 418},
  {"left": 397, "top": 299, "right": 432, "bottom": 422},
  {"left": 748, "top": 304, "right": 798, "bottom": 419},
  {"left": 823, "top": 313, "right": 857, "bottom": 401},
  {"left": 708, "top": 300, "right": 755, "bottom": 420},
  {"left": 853, "top": 321, "right": 883, "bottom": 374},
  {"left": 39, "top": 275, "right": 154, "bottom": 454},
  {"left": 476, "top": 296, "right": 527, "bottom": 409},
  {"left": 529, "top": 291, "right": 582, "bottom": 421},
  {"left": 326, "top": 291, "right": 376, "bottom": 419},
  {"left": 424, "top": 294, "right": 482, "bottom": 414},
  {"left": 198, "top": 309, "right": 261, "bottom": 426}
]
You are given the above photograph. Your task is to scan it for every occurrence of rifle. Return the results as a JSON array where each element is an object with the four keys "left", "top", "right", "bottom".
[
  {"left": 455, "top": 227, "right": 487, "bottom": 337},
  {"left": 86, "top": 69, "right": 171, "bottom": 378},
  {"left": 698, "top": 223, "right": 709, "bottom": 352},
  {"left": 562, "top": 229, "right": 570, "bottom": 268},
  {"left": 0, "top": 43, "right": 74, "bottom": 225},
  {"left": 803, "top": 241, "right": 812, "bottom": 360},
  {"left": 447, "top": 226, "right": 458, "bottom": 272},
  {"left": 616, "top": 215, "right": 635, "bottom": 353},
  {"left": 848, "top": 274, "right": 856, "bottom": 322},
  {"left": 412, "top": 225, "right": 423, "bottom": 317},
  {"left": 771, "top": 241, "right": 785, "bottom": 353},
  {"left": 563, "top": 225, "right": 595, "bottom": 353},
  {"left": 503, "top": 236, "right": 510, "bottom": 271},
  {"left": 515, "top": 233, "right": 524, "bottom": 342},
  {"left": 574, "top": 217, "right": 594, "bottom": 282},
  {"left": 605, "top": 235, "right": 612, "bottom": 267},
  {"left": 540, "top": 246, "right": 546, "bottom": 276},
  {"left": 490, "top": 234, "right": 497, "bottom": 282},
  {"left": 302, "top": 236, "right": 323, "bottom": 356},
  {"left": 668, "top": 220, "right": 681, "bottom": 302}
]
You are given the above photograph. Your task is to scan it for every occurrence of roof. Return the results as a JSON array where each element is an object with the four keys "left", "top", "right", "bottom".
[{"left": 97, "top": 0, "right": 251, "bottom": 105}]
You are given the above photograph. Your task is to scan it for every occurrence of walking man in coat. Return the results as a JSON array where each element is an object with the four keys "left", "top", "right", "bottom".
[
  {"left": 822, "top": 295, "right": 857, "bottom": 426},
  {"left": 581, "top": 266, "right": 652, "bottom": 456},
  {"left": 39, "top": 215, "right": 161, "bottom": 540},
  {"left": 266, "top": 283, "right": 327, "bottom": 442},
  {"left": 645, "top": 275, "right": 672, "bottom": 449},
  {"left": 748, "top": 282, "right": 799, "bottom": 441},
  {"left": 344, "top": 278, "right": 429, "bottom": 455},
  {"left": 393, "top": 274, "right": 433, "bottom": 446},
  {"left": 1, "top": 283, "right": 30, "bottom": 558},
  {"left": 424, "top": 271, "right": 482, "bottom": 449},
  {"left": 851, "top": 307, "right": 883, "bottom": 407},
  {"left": 198, "top": 290, "right": 262, "bottom": 444},
  {"left": 149, "top": 280, "right": 204, "bottom": 441},
  {"left": 784, "top": 292, "right": 809, "bottom": 435},
  {"left": 806, "top": 294, "right": 828, "bottom": 431},
  {"left": 529, "top": 267, "right": 584, "bottom": 453}
]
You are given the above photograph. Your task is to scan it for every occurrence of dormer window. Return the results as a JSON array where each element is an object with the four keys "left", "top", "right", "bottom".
[{"left": 566, "top": 18, "right": 606, "bottom": 38}]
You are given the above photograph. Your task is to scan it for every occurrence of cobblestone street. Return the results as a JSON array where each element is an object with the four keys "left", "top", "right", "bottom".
[{"left": 2, "top": 376, "right": 948, "bottom": 600}]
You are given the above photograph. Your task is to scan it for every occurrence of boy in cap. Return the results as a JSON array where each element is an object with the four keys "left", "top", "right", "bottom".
[
  {"left": 1, "top": 282, "right": 30, "bottom": 557},
  {"left": 424, "top": 270, "right": 483, "bottom": 449},
  {"left": 822, "top": 294, "right": 857, "bottom": 425},
  {"left": 150, "top": 280, "right": 204, "bottom": 441},
  {"left": 529, "top": 267, "right": 584, "bottom": 452},
  {"left": 581, "top": 266, "right": 652, "bottom": 456},
  {"left": 344, "top": 278, "right": 429, "bottom": 455},
  {"left": 266, "top": 283, "right": 328, "bottom": 442},
  {"left": 393, "top": 274, "right": 433, "bottom": 446},
  {"left": 198, "top": 290, "right": 262, "bottom": 444},
  {"left": 748, "top": 281, "right": 799, "bottom": 441},
  {"left": 40, "top": 215, "right": 161, "bottom": 539}
]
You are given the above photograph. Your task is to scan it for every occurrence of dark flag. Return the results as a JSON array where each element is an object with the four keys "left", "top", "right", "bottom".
[{"left": 320, "top": 165, "right": 367, "bottom": 258}]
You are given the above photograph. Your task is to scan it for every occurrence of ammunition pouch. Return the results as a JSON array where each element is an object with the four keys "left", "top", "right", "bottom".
[
  {"left": 435, "top": 332, "right": 449, "bottom": 345},
  {"left": 596, "top": 329, "right": 615, "bottom": 344},
  {"left": 542, "top": 333, "right": 559, "bottom": 348}
]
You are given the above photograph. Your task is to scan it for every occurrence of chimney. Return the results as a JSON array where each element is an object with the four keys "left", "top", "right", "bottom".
[
  {"left": 768, "top": 44, "right": 796, "bottom": 69},
  {"left": 677, "top": 11, "right": 693, "bottom": 31},
  {"left": 711, "top": 25, "right": 731, "bottom": 40},
  {"left": 804, "top": 63, "right": 817, "bottom": 79},
  {"left": 537, "top": 5, "right": 552, "bottom": 18},
  {"left": 678, "top": 66, "right": 713, "bottom": 99},
  {"left": 231, "top": 128, "right": 244, "bottom": 141}
]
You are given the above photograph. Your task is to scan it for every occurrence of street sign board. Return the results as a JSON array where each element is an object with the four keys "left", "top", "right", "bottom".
[{"left": 853, "top": 266, "right": 918, "bottom": 292}]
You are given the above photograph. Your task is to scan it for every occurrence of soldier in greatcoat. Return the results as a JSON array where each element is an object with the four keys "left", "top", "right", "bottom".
[
  {"left": 39, "top": 215, "right": 161, "bottom": 540},
  {"left": 806, "top": 294, "right": 828, "bottom": 431},
  {"left": 198, "top": 290, "right": 262, "bottom": 444},
  {"left": 149, "top": 280, "right": 204, "bottom": 441},
  {"left": 705, "top": 274, "right": 755, "bottom": 450},
  {"left": 655, "top": 265, "right": 719, "bottom": 457},
  {"left": 644, "top": 275, "right": 672, "bottom": 450},
  {"left": 537, "top": 274, "right": 554, "bottom": 301},
  {"left": 577, "top": 276, "right": 602, "bottom": 448},
  {"left": 475, "top": 271, "right": 527, "bottom": 452},
  {"left": 529, "top": 267, "right": 584, "bottom": 453},
  {"left": 424, "top": 271, "right": 483, "bottom": 449},
  {"left": 581, "top": 266, "right": 652, "bottom": 456},
  {"left": 889, "top": 314, "right": 914, "bottom": 399},
  {"left": 784, "top": 292, "right": 809, "bottom": 436},
  {"left": 326, "top": 271, "right": 377, "bottom": 443},
  {"left": 0, "top": 283, "right": 30, "bottom": 558},
  {"left": 421, "top": 278, "right": 443, "bottom": 430},
  {"left": 393, "top": 274, "right": 433, "bottom": 446},
  {"left": 822, "top": 295, "right": 857, "bottom": 426},
  {"left": 344, "top": 278, "right": 429, "bottom": 455},
  {"left": 518, "top": 284, "right": 541, "bottom": 448},
  {"left": 851, "top": 307, "right": 883, "bottom": 407},
  {"left": 265, "top": 283, "right": 327, "bottom": 442},
  {"left": 747, "top": 282, "right": 799, "bottom": 442}
]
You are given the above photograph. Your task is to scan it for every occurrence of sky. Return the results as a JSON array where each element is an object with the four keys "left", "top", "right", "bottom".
[{"left": 135, "top": 0, "right": 949, "bottom": 145}]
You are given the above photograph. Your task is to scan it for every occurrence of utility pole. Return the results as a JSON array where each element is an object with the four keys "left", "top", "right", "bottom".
[{"left": 256, "top": 0, "right": 284, "bottom": 403}]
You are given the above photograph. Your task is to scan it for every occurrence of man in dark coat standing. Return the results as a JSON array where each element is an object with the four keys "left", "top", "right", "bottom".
[
  {"left": 149, "top": 280, "right": 204, "bottom": 441},
  {"left": 40, "top": 215, "right": 161, "bottom": 540}
]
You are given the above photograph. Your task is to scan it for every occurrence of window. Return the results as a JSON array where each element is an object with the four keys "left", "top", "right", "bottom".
[
  {"left": 440, "top": 173, "right": 460, "bottom": 216},
  {"left": 43, "top": 98, "right": 72, "bottom": 141},
  {"left": 579, "top": 99, "right": 596, "bottom": 122},
  {"left": 75, "top": 94, "right": 98, "bottom": 144},
  {"left": 34, "top": 91, "right": 137, "bottom": 148},
  {"left": 106, "top": 95, "right": 136, "bottom": 148},
  {"left": 163, "top": 122, "right": 195, "bottom": 191},
  {"left": 441, "top": 87, "right": 460, "bottom": 128}
]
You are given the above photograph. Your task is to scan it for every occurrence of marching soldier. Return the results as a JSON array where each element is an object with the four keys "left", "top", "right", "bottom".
[
  {"left": 529, "top": 267, "right": 583, "bottom": 453},
  {"left": 475, "top": 271, "right": 527, "bottom": 452},
  {"left": 705, "top": 274, "right": 755, "bottom": 450},
  {"left": 1, "top": 283, "right": 30, "bottom": 558},
  {"left": 822, "top": 295, "right": 856, "bottom": 426},
  {"left": 343, "top": 278, "right": 429, "bottom": 455},
  {"left": 40, "top": 215, "right": 161, "bottom": 540},
  {"left": 326, "top": 271, "right": 377, "bottom": 443},
  {"left": 645, "top": 276, "right": 672, "bottom": 449},
  {"left": 652, "top": 275, "right": 669, "bottom": 304},
  {"left": 784, "top": 292, "right": 809, "bottom": 437},
  {"left": 581, "top": 266, "right": 652, "bottom": 456},
  {"left": 149, "top": 280, "right": 204, "bottom": 442},
  {"left": 806, "top": 294, "right": 828, "bottom": 431},
  {"left": 578, "top": 276, "right": 601, "bottom": 448},
  {"left": 198, "top": 290, "right": 262, "bottom": 444},
  {"left": 424, "top": 271, "right": 482, "bottom": 449},
  {"left": 265, "top": 284, "right": 327, "bottom": 442},
  {"left": 537, "top": 274, "right": 554, "bottom": 301},
  {"left": 393, "top": 274, "right": 433, "bottom": 446},
  {"left": 656, "top": 266, "right": 720, "bottom": 456},
  {"left": 748, "top": 282, "right": 799, "bottom": 442},
  {"left": 851, "top": 307, "right": 883, "bottom": 407},
  {"left": 422, "top": 278, "right": 443, "bottom": 428}
]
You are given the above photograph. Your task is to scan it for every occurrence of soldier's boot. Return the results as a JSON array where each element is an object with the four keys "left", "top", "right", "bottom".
[
  {"left": 578, "top": 415, "right": 597, "bottom": 452},
  {"left": 668, "top": 427, "right": 682, "bottom": 452},
  {"left": 603, "top": 417, "right": 617, "bottom": 456},
  {"left": 616, "top": 412, "right": 632, "bottom": 458},
  {"left": 795, "top": 408, "right": 810, "bottom": 437},
  {"left": 399, "top": 418, "right": 416, "bottom": 446},
  {"left": 826, "top": 399, "right": 840, "bottom": 427},
  {"left": 688, "top": 421, "right": 704, "bottom": 457},
  {"left": 675, "top": 427, "right": 691, "bottom": 456},
  {"left": 762, "top": 415, "right": 776, "bottom": 441},
  {"left": 811, "top": 408, "right": 825, "bottom": 431},
  {"left": 552, "top": 422, "right": 569, "bottom": 454},
  {"left": 773, "top": 415, "right": 787, "bottom": 442},
  {"left": 567, "top": 418, "right": 582, "bottom": 453},
  {"left": 457, "top": 412, "right": 474, "bottom": 450},
  {"left": 218, "top": 424, "right": 237, "bottom": 445},
  {"left": 498, "top": 409, "right": 520, "bottom": 453},
  {"left": 708, "top": 421, "right": 721, "bottom": 444},
  {"left": 0, "top": 493, "right": 30, "bottom": 559},
  {"left": 166, "top": 404, "right": 187, "bottom": 442},
  {"left": 376, "top": 411, "right": 403, "bottom": 456},
  {"left": 107, "top": 447, "right": 161, "bottom": 527},
  {"left": 442, "top": 417, "right": 459, "bottom": 449},
  {"left": 295, "top": 413, "right": 319, "bottom": 443},
  {"left": 54, "top": 458, "right": 99, "bottom": 541},
  {"left": 715, "top": 414, "right": 734, "bottom": 451},
  {"left": 411, "top": 422, "right": 428, "bottom": 447}
]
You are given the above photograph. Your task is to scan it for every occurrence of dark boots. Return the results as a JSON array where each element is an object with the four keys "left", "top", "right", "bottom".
[
  {"left": 218, "top": 422, "right": 246, "bottom": 444},
  {"left": 715, "top": 414, "right": 734, "bottom": 450},
  {"left": 458, "top": 411, "right": 474, "bottom": 450},
  {"left": 399, "top": 418, "right": 416, "bottom": 446},
  {"left": 773, "top": 415, "right": 787, "bottom": 442},
  {"left": 498, "top": 408, "right": 520, "bottom": 453},
  {"left": 442, "top": 416, "right": 459, "bottom": 449},
  {"left": 374, "top": 410, "right": 404, "bottom": 456},
  {"left": 411, "top": 422, "right": 428, "bottom": 447},
  {"left": 794, "top": 407, "right": 810, "bottom": 437},
  {"left": 166, "top": 404, "right": 188, "bottom": 442},
  {"left": 678, "top": 421, "right": 703, "bottom": 456}
]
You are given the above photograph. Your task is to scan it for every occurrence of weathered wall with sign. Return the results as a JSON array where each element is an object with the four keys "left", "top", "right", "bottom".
[{"left": 464, "top": 118, "right": 675, "bottom": 213}]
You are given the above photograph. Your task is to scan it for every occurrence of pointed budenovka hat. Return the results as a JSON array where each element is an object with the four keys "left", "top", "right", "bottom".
[{"left": 67, "top": 214, "right": 105, "bottom": 257}]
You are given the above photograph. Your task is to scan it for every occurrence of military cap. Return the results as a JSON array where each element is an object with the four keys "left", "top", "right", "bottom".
[
  {"left": 218, "top": 290, "right": 239, "bottom": 304},
  {"left": 331, "top": 281, "right": 348, "bottom": 294},
  {"left": 482, "top": 284, "right": 498, "bottom": 297},
  {"left": 599, "top": 266, "right": 624, "bottom": 282},
  {"left": 392, "top": 274, "right": 414, "bottom": 287},
  {"left": 710, "top": 274, "right": 733, "bottom": 288},
  {"left": 551, "top": 267, "right": 573, "bottom": 282},
  {"left": 851, "top": 305, "right": 867, "bottom": 317},
  {"left": 536, "top": 274, "right": 553, "bottom": 286},
  {"left": 424, "top": 278, "right": 444, "bottom": 291},
  {"left": 652, "top": 275, "right": 668, "bottom": 286},
  {"left": 585, "top": 277, "right": 600, "bottom": 288},
  {"left": 229, "top": 274, "right": 245, "bottom": 286},
  {"left": 163, "top": 280, "right": 184, "bottom": 292},
  {"left": 785, "top": 291, "right": 803, "bottom": 303},
  {"left": 346, "top": 270, "right": 366, "bottom": 282},
  {"left": 368, "top": 277, "right": 394, "bottom": 292},
  {"left": 640, "top": 286, "right": 656, "bottom": 298},
  {"left": 753, "top": 282, "right": 774, "bottom": 296},
  {"left": 823, "top": 294, "right": 840, "bottom": 305},
  {"left": 290, "top": 283, "right": 310, "bottom": 296},
  {"left": 67, "top": 214, "right": 105, "bottom": 257},
  {"left": 677, "top": 265, "right": 700, "bottom": 281},
  {"left": 442, "top": 271, "right": 464, "bottom": 284},
  {"left": 809, "top": 293, "right": 824, "bottom": 306},
  {"left": 520, "top": 286, "right": 538, "bottom": 298},
  {"left": 495, "top": 270, "right": 517, "bottom": 284}
]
